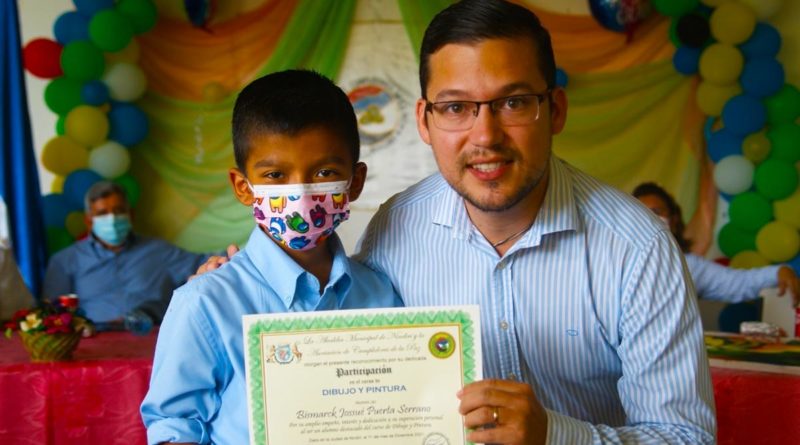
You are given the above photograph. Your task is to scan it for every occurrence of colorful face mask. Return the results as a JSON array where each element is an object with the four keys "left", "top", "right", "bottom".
[
  {"left": 92, "top": 214, "right": 132, "bottom": 246},
  {"left": 249, "top": 180, "right": 350, "bottom": 251}
]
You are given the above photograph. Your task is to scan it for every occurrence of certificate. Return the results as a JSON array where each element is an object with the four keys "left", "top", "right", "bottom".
[{"left": 243, "top": 306, "right": 482, "bottom": 445}]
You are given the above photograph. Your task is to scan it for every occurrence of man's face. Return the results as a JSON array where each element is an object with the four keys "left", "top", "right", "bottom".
[
  {"left": 415, "top": 36, "right": 567, "bottom": 213},
  {"left": 85, "top": 193, "right": 129, "bottom": 231}
]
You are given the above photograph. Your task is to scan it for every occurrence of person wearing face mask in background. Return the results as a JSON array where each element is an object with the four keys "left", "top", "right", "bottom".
[
  {"left": 42, "top": 181, "right": 211, "bottom": 333},
  {"left": 633, "top": 182, "right": 799, "bottom": 312}
]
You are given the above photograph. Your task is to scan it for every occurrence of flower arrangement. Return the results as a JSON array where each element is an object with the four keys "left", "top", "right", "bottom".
[{"left": 4, "top": 295, "right": 94, "bottom": 361}]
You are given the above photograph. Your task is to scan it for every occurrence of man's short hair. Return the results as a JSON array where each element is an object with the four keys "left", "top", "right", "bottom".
[
  {"left": 84, "top": 181, "right": 129, "bottom": 212},
  {"left": 419, "top": 0, "right": 557, "bottom": 98},
  {"left": 231, "top": 69, "right": 360, "bottom": 173}
]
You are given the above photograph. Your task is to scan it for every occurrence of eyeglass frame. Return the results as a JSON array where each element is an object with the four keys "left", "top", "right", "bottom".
[{"left": 423, "top": 90, "right": 552, "bottom": 131}]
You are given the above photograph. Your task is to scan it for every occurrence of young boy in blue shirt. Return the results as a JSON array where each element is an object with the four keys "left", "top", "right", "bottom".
[{"left": 140, "top": 70, "right": 402, "bottom": 445}]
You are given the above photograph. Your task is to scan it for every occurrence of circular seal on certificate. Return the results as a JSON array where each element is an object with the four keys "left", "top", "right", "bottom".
[
  {"left": 428, "top": 332, "right": 456, "bottom": 359},
  {"left": 423, "top": 432, "right": 450, "bottom": 445}
]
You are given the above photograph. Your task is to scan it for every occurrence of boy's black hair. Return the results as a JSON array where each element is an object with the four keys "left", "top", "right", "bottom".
[
  {"left": 633, "top": 182, "right": 692, "bottom": 253},
  {"left": 232, "top": 70, "right": 360, "bottom": 172},
  {"left": 419, "top": 0, "right": 556, "bottom": 99}
]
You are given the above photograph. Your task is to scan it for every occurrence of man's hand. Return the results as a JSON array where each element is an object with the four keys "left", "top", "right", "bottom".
[
  {"left": 458, "top": 379, "right": 548, "bottom": 445},
  {"left": 189, "top": 244, "right": 239, "bottom": 280},
  {"left": 777, "top": 266, "right": 800, "bottom": 306}
]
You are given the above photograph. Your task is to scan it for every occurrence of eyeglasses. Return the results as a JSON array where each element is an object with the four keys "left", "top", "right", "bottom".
[{"left": 424, "top": 91, "right": 551, "bottom": 131}]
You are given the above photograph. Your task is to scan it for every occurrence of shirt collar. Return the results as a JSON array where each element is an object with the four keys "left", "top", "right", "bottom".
[{"left": 88, "top": 233, "right": 137, "bottom": 256}]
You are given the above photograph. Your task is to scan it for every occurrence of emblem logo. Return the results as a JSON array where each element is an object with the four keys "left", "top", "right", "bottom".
[{"left": 428, "top": 332, "right": 456, "bottom": 359}]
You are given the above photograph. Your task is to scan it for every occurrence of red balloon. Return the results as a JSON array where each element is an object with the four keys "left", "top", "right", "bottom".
[{"left": 23, "top": 38, "right": 63, "bottom": 79}]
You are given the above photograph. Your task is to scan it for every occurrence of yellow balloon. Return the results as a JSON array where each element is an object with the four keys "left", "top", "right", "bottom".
[
  {"left": 730, "top": 250, "right": 770, "bottom": 269},
  {"left": 710, "top": 2, "right": 757, "bottom": 44},
  {"left": 774, "top": 188, "right": 800, "bottom": 229},
  {"left": 65, "top": 211, "right": 87, "bottom": 238},
  {"left": 65, "top": 106, "right": 110, "bottom": 147},
  {"left": 738, "top": 0, "right": 783, "bottom": 20},
  {"left": 41, "top": 135, "right": 89, "bottom": 175},
  {"left": 756, "top": 221, "right": 800, "bottom": 262},
  {"left": 701, "top": 0, "right": 732, "bottom": 6},
  {"left": 105, "top": 38, "right": 140, "bottom": 64},
  {"left": 699, "top": 44, "right": 744, "bottom": 85},
  {"left": 51, "top": 175, "right": 65, "bottom": 193},
  {"left": 742, "top": 132, "right": 771, "bottom": 164},
  {"left": 696, "top": 81, "right": 741, "bottom": 116}
]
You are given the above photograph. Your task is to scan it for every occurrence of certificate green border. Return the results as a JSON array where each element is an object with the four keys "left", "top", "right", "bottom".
[{"left": 246, "top": 309, "right": 479, "bottom": 445}]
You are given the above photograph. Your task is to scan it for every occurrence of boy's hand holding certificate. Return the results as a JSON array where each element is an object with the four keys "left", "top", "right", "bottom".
[{"left": 243, "top": 306, "right": 482, "bottom": 445}]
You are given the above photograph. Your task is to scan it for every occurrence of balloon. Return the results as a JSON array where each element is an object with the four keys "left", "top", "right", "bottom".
[
  {"left": 676, "top": 13, "right": 710, "bottom": 48},
  {"left": 721, "top": 94, "right": 766, "bottom": 136},
  {"left": 63, "top": 169, "right": 103, "bottom": 209},
  {"left": 108, "top": 103, "right": 149, "bottom": 146},
  {"left": 117, "top": 0, "right": 158, "bottom": 34},
  {"left": 756, "top": 221, "right": 800, "bottom": 262},
  {"left": 89, "top": 141, "right": 131, "bottom": 179},
  {"left": 718, "top": 223, "right": 757, "bottom": 258},
  {"left": 738, "top": 0, "right": 783, "bottom": 19},
  {"left": 55, "top": 115, "right": 66, "bottom": 135},
  {"left": 707, "top": 129, "right": 742, "bottom": 163},
  {"left": 46, "top": 227, "right": 75, "bottom": 256},
  {"left": 764, "top": 84, "right": 800, "bottom": 124},
  {"left": 53, "top": 12, "right": 90, "bottom": 45},
  {"left": 728, "top": 192, "right": 772, "bottom": 232},
  {"left": 730, "top": 250, "right": 770, "bottom": 269},
  {"left": 105, "top": 39, "right": 140, "bottom": 64},
  {"left": 673, "top": 46, "right": 701, "bottom": 75},
  {"left": 89, "top": 10, "right": 134, "bottom": 52},
  {"left": 22, "top": 38, "right": 63, "bottom": 79},
  {"left": 184, "top": 0, "right": 214, "bottom": 29},
  {"left": 73, "top": 0, "right": 115, "bottom": 17},
  {"left": 65, "top": 105, "right": 109, "bottom": 146},
  {"left": 60, "top": 40, "right": 105, "bottom": 81},
  {"left": 754, "top": 159, "right": 798, "bottom": 200},
  {"left": 103, "top": 62, "right": 147, "bottom": 102},
  {"left": 709, "top": 1, "right": 756, "bottom": 44},
  {"left": 696, "top": 81, "right": 741, "bottom": 116},
  {"left": 113, "top": 174, "right": 141, "bottom": 207},
  {"left": 766, "top": 124, "right": 800, "bottom": 163},
  {"left": 774, "top": 188, "right": 800, "bottom": 229},
  {"left": 700, "top": 0, "right": 730, "bottom": 6},
  {"left": 713, "top": 155, "right": 754, "bottom": 195},
  {"left": 65, "top": 211, "right": 87, "bottom": 238},
  {"left": 51, "top": 176, "right": 66, "bottom": 193},
  {"left": 81, "top": 80, "right": 110, "bottom": 106},
  {"left": 41, "top": 135, "right": 90, "bottom": 175},
  {"left": 741, "top": 131, "right": 771, "bottom": 164},
  {"left": 555, "top": 68, "right": 568, "bottom": 88},
  {"left": 588, "top": 0, "right": 653, "bottom": 33},
  {"left": 698, "top": 44, "right": 743, "bottom": 84},
  {"left": 739, "top": 23, "right": 781, "bottom": 59},
  {"left": 740, "top": 58, "right": 785, "bottom": 98},
  {"left": 44, "top": 77, "right": 83, "bottom": 115},
  {"left": 653, "top": 0, "right": 698, "bottom": 17},
  {"left": 42, "top": 193, "right": 74, "bottom": 228}
]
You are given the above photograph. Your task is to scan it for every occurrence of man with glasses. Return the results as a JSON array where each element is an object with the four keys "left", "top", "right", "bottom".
[{"left": 354, "top": 0, "right": 715, "bottom": 443}]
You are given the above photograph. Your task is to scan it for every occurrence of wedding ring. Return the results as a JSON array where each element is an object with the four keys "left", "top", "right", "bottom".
[{"left": 492, "top": 406, "right": 500, "bottom": 424}]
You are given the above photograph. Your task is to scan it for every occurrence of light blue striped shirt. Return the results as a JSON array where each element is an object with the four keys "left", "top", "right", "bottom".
[
  {"left": 686, "top": 253, "right": 780, "bottom": 303},
  {"left": 355, "top": 157, "right": 716, "bottom": 444}
]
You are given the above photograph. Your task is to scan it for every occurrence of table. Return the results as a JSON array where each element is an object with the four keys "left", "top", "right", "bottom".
[{"left": 0, "top": 331, "right": 155, "bottom": 445}]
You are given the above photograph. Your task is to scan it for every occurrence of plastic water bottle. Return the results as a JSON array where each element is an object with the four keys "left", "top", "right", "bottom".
[{"left": 124, "top": 309, "right": 153, "bottom": 336}]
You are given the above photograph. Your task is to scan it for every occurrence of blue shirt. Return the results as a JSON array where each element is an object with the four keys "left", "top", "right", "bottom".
[
  {"left": 141, "top": 227, "right": 402, "bottom": 445},
  {"left": 354, "top": 157, "right": 716, "bottom": 444},
  {"left": 686, "top": 253, "right": 781, "bottom": 303},
  {"left": 43, "top": 235, "right": 207, "bottom": 323}
]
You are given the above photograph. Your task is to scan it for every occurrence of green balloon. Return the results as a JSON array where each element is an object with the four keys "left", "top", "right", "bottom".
[
  {"left": 60, "top": 40, "right": 105, "bottom": 81},
  {"left": 669, "top": 18, "right": 681, "bottom": 47},
  {"left": 117, "top": 0, "right": 158, "bottom": 34},
  {"left": 113, "top": 173, "right": 141, "bottom": 207},
  {"left": 653, "top": 0, "right": 699, "bottom": 17},
  {"left": 766, "top": 123, "right": 800, "bottom": 163},
  {"left": 56, "top": 115, "right": 66, "bottom": 135},
  {"left": 754, "top": 159, "right": 799, "bottom": 200},
  {"left": 89, "top": 10, "right": 134, "bottom": 52},
  {"left": 729, "top": 192, "right": 773, "bottom": 232},
  {"left": 44, "top": 78, "right": 84, "bottom": 115},
  {"left": 46, "top": 226, "right": 75, "bottom": 257},
  {"left": 718, "top": 223, "right": 757, "bottom": 258},
  {"left": 765, "top": 84, "right": 800, "bottom": 124}
]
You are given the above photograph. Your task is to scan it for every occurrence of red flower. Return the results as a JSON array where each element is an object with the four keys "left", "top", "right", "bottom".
[
  {"left": 43, "top": 313, "right": 73, "bottom": 334},
  {"left": 4, "top": 309, "right": 30, "bottom": 331}
]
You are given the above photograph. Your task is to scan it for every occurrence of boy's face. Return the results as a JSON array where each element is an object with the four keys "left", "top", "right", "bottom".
[{"left": 230, "top": 126, "right": 367, "bottom": 206}]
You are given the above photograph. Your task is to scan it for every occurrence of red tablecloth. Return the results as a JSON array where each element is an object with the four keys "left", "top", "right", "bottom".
[{"left": 0, "top": 331, "right": 156, "bottom": 445}]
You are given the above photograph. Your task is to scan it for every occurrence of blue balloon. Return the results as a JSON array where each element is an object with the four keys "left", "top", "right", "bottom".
[
  {"left": 63, "top": 169, "right": 103, "bottom": 209},
  {"left": 707, "top": 129, "right": 743, "bottom": 163},
  {"left": 721, "top": 95, "right": 767, "bottom": 136},
  {"left": 80, "top": 80, "right": 109, "bottom": 106},
  {"left": 740, "top": 23, "right": 781, "bottom": 59},
  {"left": 740, "top": 58, "right": 785, "bottom": 98},
  {"left": 42, "top": 193, "right": 77, "bottom": 228},
  {"left": 672, "top": 46, "right": 701, "bottom": 75},
  {"left": 555, "top": 68, "right": 568, "bottom": 88},
  {"left": 73, "top": 0, "right": 115, "bottom": 17},
  {"left": 53, "top": 12, "right": 89, "bottom": 45},
  {"left": 789, "top": 253, "right": 800, "bottom": 275},
  {"left": 109, "top": 103, "right": 149, "bottom": 147}
]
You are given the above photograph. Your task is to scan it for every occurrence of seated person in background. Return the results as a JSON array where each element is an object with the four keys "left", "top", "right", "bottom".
[
  {"left": 634, "top": 182, "right": 799, "bottom": 305},
  {"left": 43, "top": 181, "right": 209, "bottom": 331},
  {"left": 0, "top": 243, "right": 35, "bottom": 320},
  {"left": 140, "top": 70, "right": 402, "bottom": 445}
]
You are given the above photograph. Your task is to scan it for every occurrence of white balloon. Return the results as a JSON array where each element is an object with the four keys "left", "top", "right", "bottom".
[
  {"left": 103, "top": 63, "right": 147, "bottom": 102},
  {"left": 89, "top": 141, "right": 131, "bottom": 179},
  {"left": 739, "top": 0, "right": 783, "bottom": 19},
  {"left": 713, "top": 155, "right": 754, "bottom": 195}
]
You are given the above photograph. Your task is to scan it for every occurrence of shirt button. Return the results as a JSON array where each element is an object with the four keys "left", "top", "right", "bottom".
[
  {"left": 500, "top": 320, "right": 509, "bottom": 330},
  {"left": 507, "top": 372, "right": 517, "bottom": 380},
  {"left": 497, "top": 261, "right": 506, "bottom": 270}
]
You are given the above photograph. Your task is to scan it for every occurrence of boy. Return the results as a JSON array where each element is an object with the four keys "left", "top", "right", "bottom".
[{"left": 140, "top": 70, "right": 402, "bottom": 445}]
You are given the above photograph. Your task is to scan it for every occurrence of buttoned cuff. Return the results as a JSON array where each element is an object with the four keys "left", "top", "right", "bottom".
[
  {"left": 544, "top": 409, "right": 594, "bottom": 445},
  {"left": 146, "top": 417, "right": 209, "bottom": 445}
]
